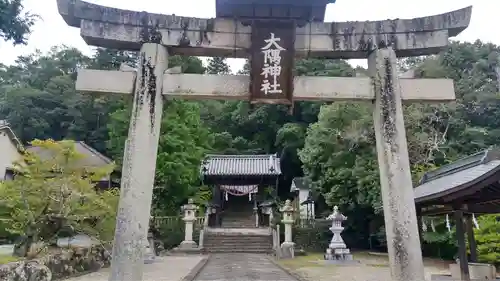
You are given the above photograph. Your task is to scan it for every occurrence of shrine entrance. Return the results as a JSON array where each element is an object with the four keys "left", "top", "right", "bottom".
[
  {"left": 57, "top": 0, "right": 472, "bottom": 279},
  {"left": 201, "top": 154, "right": 281, "bottom": 229}
]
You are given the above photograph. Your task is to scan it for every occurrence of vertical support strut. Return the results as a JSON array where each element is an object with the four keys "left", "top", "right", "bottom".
[
  {"left": 455, "top": 210, "right": 470, "bottom": 281},
  {"left": 465, "top": 214, "right": 478, "bottom": 263}
]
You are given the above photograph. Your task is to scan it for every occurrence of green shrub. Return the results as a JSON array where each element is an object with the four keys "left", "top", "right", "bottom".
[
  {"left": 156, "top": 217, "right": 200, "bottom": 250},
  {"left": 475, "top": 215, "right": 500, "bottom": 266},
  {"left": 292, "top": 220, "right": 331, "bottom": 253},
  {"left": 0, "top": 219, "right": 17, "bottom": 243}
]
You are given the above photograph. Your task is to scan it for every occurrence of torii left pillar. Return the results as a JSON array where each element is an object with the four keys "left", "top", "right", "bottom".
[{"left": 108, "top": 43, "right": 168, "bottom": 281}]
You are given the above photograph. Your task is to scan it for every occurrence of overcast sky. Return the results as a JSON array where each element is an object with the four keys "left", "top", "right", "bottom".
[{"left": 0, "top": 0, "right": 491, "bottom": 72}]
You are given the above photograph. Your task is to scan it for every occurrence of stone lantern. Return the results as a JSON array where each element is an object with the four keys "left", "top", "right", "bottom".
[
  {"left": 280, "top": 199, "right": 295, "bottom": 258},
  {"left": 300, "top": 194, "right": 315, "bottom": 221},
  {"left": 325, "top": 206, "right": 353, "bottom": 261},
  {"left": 179, "top": 198, "right": 198, "bottom": 249},
  {"left": 259, "top": 200, "right": 277, "bottom": 226}
]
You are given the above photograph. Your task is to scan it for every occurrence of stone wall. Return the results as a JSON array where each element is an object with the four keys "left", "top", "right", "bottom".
[{"left": 0, "top": 246, "right": 111, "bottom": 281}]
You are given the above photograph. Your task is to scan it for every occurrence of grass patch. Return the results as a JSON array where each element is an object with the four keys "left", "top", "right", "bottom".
[
  {"left": 277, "top": 251, "right": 397, "bottom": 271},
  {"left": 278, "top": 253, "right": 326, "bottom": 270},
  {"left": 366, "top": 263, "right": 389, "bottom": 267},
  {"left": 0, "top": 254, "right": 21, "bottom": 265},
  {"left": 278, "top": 251, "right": 392, "bottom": 270}
]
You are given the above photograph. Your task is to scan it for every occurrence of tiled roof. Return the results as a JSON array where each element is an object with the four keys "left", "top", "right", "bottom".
[
  {"left": 201, "top": 154, "right": 281, "bottom": 176},
  {"left": 26, "top": 141, "right": 112, "bottom": 168},
  {"left": 414, "top": 149, "right": 500, "bottom": 203}
]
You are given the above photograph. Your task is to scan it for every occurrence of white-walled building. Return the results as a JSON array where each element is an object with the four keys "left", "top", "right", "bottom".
[
  {"left": 0, "top": 121, "right": 23, "bottom": 180},
  {"left": 0, "top": 121, "right": 115, "bottom": 188},
  {"left": 290, "top": 177, "right": 315, "bottom": 219}
]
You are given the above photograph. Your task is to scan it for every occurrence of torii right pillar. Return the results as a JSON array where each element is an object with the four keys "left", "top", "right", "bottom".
[{"left": 369, "top": 46, "right": 424, "bottom": 280}]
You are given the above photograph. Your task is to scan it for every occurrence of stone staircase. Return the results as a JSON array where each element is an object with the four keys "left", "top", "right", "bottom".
[
  {"left": 202, "top": 197, "right": 272, "bottom": 253},
  {"left": 221, "top": 211, "right": 255, "bottom": 228},
  {"left": 202, "top": 229, "right": 273, "bottom": 253}
]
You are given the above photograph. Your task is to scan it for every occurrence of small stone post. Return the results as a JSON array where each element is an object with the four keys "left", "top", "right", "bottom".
[
  {"left": 369, "top": 46, "right": 425, "bottom": 281},
  {"left": 180, "top": 198, "right": 198, "bottom": 249},
  {"left": 254, "top": 197, "right": 259, "bottom": 228},
  {"left": 109, "top": 43, "right": 168, "bottom": 281},
  {"left": 280, "top": 199, "right": 295, "bottom": 259},
  {"left": 143, "top": 231, "right": 156, "bottom": 264}
]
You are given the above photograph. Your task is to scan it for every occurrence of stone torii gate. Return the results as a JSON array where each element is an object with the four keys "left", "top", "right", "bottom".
[{"left": 56, "top": 0, "right": 471, "bottom": 280}]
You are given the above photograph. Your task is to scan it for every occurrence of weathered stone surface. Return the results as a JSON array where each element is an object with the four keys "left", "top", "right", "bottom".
[
  {"left": 193, "top": 254, "right": 297, "bottom": 281},
  {"left": 280, "top": 243, "right": 295, "bottom": 260},
  {"left": 0, "top": 261, "right": 52, "bottom": 281},
  {"left": 63, "top": 256, "right": 205, "bottom": 281},
  {"left": 369, "top": 47, "right": 425, "bottom": 281},
  {"left": 0, "top": 246, "right": 111, "bottom": 281},
  {"left": 108, "top": 43, "right": 168, "bottom": 281},
  {"left": 75, "top": 70, "right": 456, "bottom": 103},
  {"left": 57, "top": 0, "right": 471, "bottom": 58}
]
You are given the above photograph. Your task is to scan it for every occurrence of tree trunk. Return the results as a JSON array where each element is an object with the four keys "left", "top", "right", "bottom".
[{"left": 13, "top": 226, "right": 36, "bottom": 257}]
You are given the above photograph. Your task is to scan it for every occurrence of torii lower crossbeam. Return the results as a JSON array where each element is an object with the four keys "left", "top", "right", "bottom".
[{"left": 76, "top": 69, "right": 455, "bottom": 103}]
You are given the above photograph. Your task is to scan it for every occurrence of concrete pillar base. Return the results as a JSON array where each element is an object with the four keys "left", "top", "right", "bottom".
[
  {"left": 280, "top": 242, "right": 295, "bottom": 259},
  {"left": 179, "top": 240, "right": 198, "bottom": 249}
]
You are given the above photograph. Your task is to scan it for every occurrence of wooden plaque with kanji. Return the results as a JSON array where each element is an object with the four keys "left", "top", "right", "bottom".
[{"left": 249, "top": 21, "right": 295, "bottom": 105}]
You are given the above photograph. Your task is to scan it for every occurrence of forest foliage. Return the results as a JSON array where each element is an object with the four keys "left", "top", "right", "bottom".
[{"left": 0, "top": 39, "right": 499, "bottom": 261}]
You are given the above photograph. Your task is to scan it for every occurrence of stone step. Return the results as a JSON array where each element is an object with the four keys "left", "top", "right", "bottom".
[
  {"left": 222, "top": 216, "right": 254, "bottom": 220},
  {"left": 203, "top": 231, "right": 273, "bottom": 253},
  {"left": 203, "top": 243, "right": 272, "bottom": 249},
  {"left": 204, "top": 240, "right": 271, "bottom": 244},
  {"left": 222, "top": 219, "right": 254, "bottom": 223},
  {"left": 222, "top": 215, "right": 254, "bottom": 220},
  {"left": 202, "top": 248, "right": 272, "bottom": 253},
  {"left": 222, "top": 218, "right": 254, "bottom": 222},
  {"left": 221, "top": 223, "right": 255, "bottom": 228},
  {"left": 221, "top": 221, "right": 255, "bottom": 228},
  {"left": 204, "top": 237, "right": 271, "bottom": 242},
  {"left": 206, "top": 232, "right": 271, "bottom": 236},
  {"left": 204, "top": 239, "right": 272, "bottom": 244}
]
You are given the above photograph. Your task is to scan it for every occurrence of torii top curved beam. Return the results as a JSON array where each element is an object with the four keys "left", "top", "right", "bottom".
[{"left": 57, "top": 0, "right": 471, "bottom": 58}]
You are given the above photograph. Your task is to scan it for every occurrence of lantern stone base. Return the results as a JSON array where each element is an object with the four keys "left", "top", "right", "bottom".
[
  {"left": 144, "top": 251, "right": 156, "bottom": 264},
  {"left": 168, "top": 247, "right": 203, "bottom": 255},
  {"left": 450, "top": 262, "right": 497, "bottom": 280},
  {"left": 169, "top": 240, "right": 202, "bottom": 255},
  {"left": 143, "top": 235, "right": 157, "bottom": 264},
  {"left": 280, "top": 242, "right": 295, "bottom": 259},
  {"left": 324, "top": 248, "right": 354, "bottom": 262},
  {"left": 179, "top": 240, "right": 198, "bottom": 249}
]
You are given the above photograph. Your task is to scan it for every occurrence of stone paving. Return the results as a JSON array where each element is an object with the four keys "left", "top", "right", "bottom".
[
  {"left": 61, "top": 251, "right": 457, "bottom": 281},
  {"left": 63, "top": 256, "right": 205, "bottom": 281},
  {"left": 193, "top": 254, "right": 297, "bottom": 281}
]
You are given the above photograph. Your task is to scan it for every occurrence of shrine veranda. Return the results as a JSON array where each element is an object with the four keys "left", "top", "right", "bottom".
[{"left": 56, "top": 0, "right": 472, "bottom": 280}]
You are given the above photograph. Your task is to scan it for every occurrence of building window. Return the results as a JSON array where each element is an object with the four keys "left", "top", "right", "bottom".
[{"left": 4, "top": 169, "right": 14, "bottom": 181}]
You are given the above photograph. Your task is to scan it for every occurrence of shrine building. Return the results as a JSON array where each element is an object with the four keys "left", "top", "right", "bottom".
[{"left": 200, "top": 154, "right": 281, "bottom": 228}]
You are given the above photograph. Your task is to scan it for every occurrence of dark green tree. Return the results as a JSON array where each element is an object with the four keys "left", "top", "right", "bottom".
[
  {"left": 0, "top": 0, "right": 36, "bottom": 44},
  {"left": 206, "top": 57, "right": 230, "bottom": 74}
]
